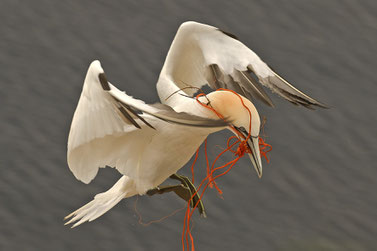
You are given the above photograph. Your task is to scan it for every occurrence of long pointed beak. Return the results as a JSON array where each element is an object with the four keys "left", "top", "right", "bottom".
[{"left": 247, "top": 136, "right": 263, "bottom": 178}]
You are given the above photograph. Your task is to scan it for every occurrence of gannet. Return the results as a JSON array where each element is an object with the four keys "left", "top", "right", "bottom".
[{"left": 65, "top": 21, "right": 326, "bottom": 227}]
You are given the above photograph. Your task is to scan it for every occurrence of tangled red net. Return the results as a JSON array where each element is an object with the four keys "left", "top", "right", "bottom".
[{"left": 182, "top": 88, "right": 272, "bottom": 251}]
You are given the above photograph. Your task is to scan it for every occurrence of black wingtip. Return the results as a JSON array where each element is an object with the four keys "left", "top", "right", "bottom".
[
  {"left": 118, "top": 106, "right": 141, "bottom": 129},
  {"left": 316, "top": 102, "right": 331, "bottom": 109},
  {"left": 218, "top": 29, "right": 239, "bottom": 41},
  {"left": 266, "top": 67, "right": 329, "bottom": 110},
  {"left": 98, "top": 73, "right": 110, "bottom": 91},
  {"left": 122, "top": 103, "right": 156, "bottom": 130},
  {"left": 242, "top": 69, "right": 275, "bottom": 108}
]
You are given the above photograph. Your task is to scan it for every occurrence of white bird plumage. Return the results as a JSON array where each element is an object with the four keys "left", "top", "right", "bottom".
[{"left": 65, "top": 21, "right": 325, "bottom": 227}]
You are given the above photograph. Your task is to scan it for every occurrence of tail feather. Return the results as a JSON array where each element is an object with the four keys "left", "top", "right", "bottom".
[{"left": 65, "top": 175, "right": 136, "bottom": 228}]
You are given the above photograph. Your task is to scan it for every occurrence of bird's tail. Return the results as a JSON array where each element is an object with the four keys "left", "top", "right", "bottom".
[{"left": 64, "top": 175, "right": 137, "bottom": 228}]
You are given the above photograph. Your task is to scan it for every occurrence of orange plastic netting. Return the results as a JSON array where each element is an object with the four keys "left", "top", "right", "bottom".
[{"left": 181, "top": 89, "right": 272, "bottom": 251}]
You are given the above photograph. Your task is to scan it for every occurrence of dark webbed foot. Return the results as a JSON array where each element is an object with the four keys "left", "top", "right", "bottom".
[
  {"left": 146, "top": 174, "right": 206, "bottom": 217},
  {"left": 170, "top": 174, "right": 206, "bottom": 217}
]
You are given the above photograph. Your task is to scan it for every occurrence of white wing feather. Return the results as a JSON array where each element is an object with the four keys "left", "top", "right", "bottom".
[
  {"left": 158, "top": 21, "right": 326, "bottom": 108},
  {"left": 67, "top": 60, "right": 226, "bottom": 184},
  {"left": 67, "top": 61, "right": 156, "bottom": 184}
]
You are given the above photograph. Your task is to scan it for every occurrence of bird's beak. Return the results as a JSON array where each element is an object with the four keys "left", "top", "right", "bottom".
[
  {"left": 247, "top": 136, "right": 263, "bottom": 178},
  {"left": 234, "top": 127, "right": 263, "bottom": 178}
]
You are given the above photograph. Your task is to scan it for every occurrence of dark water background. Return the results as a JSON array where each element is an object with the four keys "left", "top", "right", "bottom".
[{"left": 1, "top": 1, "right": 376, "bottom": 250}]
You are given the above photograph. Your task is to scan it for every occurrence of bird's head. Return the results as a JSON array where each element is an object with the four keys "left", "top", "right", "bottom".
[{"left": 204, "top": 90, "right": 263, "bottom": 178}]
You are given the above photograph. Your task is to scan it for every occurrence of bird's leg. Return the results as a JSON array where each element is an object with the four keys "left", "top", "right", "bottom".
[
  {"left": 146, "top": 184, "right": 190, "bottom": 197},
  {"left": 170, "top": 174, "right": 206, "bottom": 217},
  {"left": 146, "top": 174, "right": 206, "bottom": 217}
]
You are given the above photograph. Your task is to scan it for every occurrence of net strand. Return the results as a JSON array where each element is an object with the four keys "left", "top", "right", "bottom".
[{"left": 181, "top": 88, "right": 272, "bottom": 251}]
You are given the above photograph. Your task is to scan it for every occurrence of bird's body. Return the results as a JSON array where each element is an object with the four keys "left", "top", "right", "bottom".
[{"left": 65, "top": 21, "right": 326, "bottom": 227}]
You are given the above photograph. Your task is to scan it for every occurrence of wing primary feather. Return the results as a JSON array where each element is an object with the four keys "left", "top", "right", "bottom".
[
  {"left": 117, "top": 106, "right": 141, "bottom": 129},
  {"left": 278, "top": 73, "right": 328, "bottom": 108},
  {"left": 120, "top": 103, "right": 156, "bottom": 129},
  {"left": 210, "top": 64, "right": 245, "bottom": 96},
  {"left": 210, "top": 64, "right": 274, "bottom": 107},
  {"left": 264, "top": 65, "right": 328, "bottom": 109},
  {"left": 150, "top": 103, "right": 229, "bottom": 128},
  {"left": 278, "top": 88, "right": 317, "bottom": 109},
  {"left": 228, "top": 76, "right": 246, "bottom": 97},
  {"left": 217, "top": 29, "right": 239, "bottom": 40},
  {"left": 209, "top": 64, "right": 223, "bottom": 89},
  {"left": 238, "top": 70, "right": 274, "bottom": 107},
  {"left": 110, "top": 92, "right": 227, "bottom": 128},
  {"left": 97, "top": 72, "right": 154, "bottom": 129},
  {"left": 267, "top": 74, "right": 328, "bottom": 109},
  {"left": 98, "top": 73, "right": 110, "bottom": 91},
  {"left": 210, "top": 64, "right": 249, "bottom": 100}
]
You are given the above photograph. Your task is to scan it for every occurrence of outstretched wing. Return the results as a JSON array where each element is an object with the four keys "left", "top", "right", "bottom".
[
  {"left": 159, "top": 21, "right": 327, "bottom": 109},
  {"left": 67, "top": 60, "right": 227, "bottom": 184}
]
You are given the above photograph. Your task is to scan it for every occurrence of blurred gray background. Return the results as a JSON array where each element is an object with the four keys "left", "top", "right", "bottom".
[{"left": 1, "top": 0, "right": 376, "bottom": 250}]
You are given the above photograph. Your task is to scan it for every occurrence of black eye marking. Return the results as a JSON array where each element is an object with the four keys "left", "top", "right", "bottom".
[
  {"left": 234, "top": 126, "right": 248, "bottom": 135},
  {"left": 234, "top": 126, "right": 259, "bottom": 139}
]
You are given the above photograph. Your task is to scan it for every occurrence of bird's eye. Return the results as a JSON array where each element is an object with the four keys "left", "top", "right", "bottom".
[
  {"left": 234, "top": 126, "right": 248, "bottom": 134},
  {"left": 234, "top": 126, "right": 259, "bottom": 139}
]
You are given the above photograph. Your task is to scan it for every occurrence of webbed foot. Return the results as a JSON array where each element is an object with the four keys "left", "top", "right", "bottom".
[{"left": 146, "top": 174, "right": 206, "bottom": 217}]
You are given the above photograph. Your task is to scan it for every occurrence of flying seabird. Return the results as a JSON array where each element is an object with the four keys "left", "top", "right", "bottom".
[{"left": 65, "top": 21, "right": 326, "bottom": 227}]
